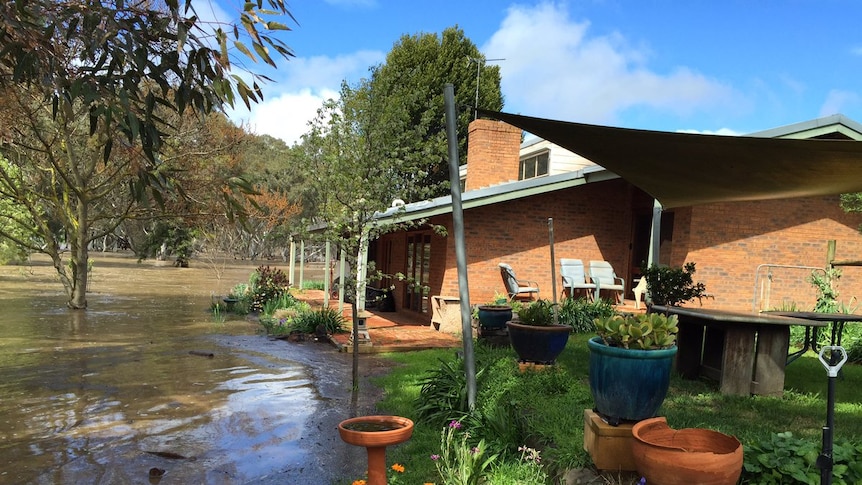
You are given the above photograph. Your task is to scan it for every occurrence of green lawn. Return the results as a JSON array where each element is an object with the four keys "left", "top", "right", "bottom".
[{"left": 356, "top": 333, "right": 862, "bottom": 484}]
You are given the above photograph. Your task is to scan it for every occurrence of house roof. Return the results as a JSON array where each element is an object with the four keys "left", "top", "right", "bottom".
[
  {"left": 478, "top": 109, "right": 862, "bottom": 209},
  {"left": 374, "top": 165, "right": 615, "bottom": 224}
]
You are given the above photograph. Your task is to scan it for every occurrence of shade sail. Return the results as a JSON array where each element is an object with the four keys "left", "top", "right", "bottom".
[{"left": 479, "top": 109, "right": 862, "bottom": 208}]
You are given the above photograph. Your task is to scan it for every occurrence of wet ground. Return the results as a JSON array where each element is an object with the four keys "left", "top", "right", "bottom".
[{"left": 0, "top": 253, "right": 391, "bottom": 484}]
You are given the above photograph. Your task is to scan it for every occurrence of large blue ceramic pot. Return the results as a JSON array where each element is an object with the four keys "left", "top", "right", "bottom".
[
  {"left": 507, "top": 321, "right": 571, "bottom": 364},
  {"left": 587, "top": 336, "right": 677, "bottom": 423}
]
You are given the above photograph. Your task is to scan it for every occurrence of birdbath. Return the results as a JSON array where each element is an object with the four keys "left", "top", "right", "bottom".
[{"left": 338, "top": 415, "right": 414, "bottom": 485}]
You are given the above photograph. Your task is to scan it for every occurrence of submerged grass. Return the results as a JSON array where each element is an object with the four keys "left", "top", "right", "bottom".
[{"left": 365, "top": 333, "right": 862, "bottom": 484}]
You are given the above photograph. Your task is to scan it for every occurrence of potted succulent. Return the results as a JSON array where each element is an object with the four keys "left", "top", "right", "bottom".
[
  {"left": 507, "top": 299, "right": 571, "bottom": 364},
  {"left": 588, "top": 312, "right": 679, "bottom": 424}
]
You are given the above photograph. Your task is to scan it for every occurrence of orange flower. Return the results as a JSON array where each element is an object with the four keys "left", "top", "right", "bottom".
[
  {"left": 351, "top": 480, "right": 366, "bottom": 485},
  {"left": 391, "top": 463, "right": 405, "bottom": 473}
]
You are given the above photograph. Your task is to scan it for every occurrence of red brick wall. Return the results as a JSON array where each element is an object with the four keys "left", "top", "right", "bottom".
[
  {"left": 434, "top": 179, "right": 635, "bottom": 305},
  {"left": 670, "top": 196, "right": 862, "bottom": 312},
  {"left": 465, "top": 119, "right": 522, "bottom": 190}
]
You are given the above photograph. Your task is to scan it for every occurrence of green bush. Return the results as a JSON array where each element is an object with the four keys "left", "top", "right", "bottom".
[
  {"left": 248, "top": 265, "right": 290, "bottom": 312},
  {"left": 558, "top": 297, "right": 615, "bottom": 333},
  {"left": 641, "top": 262, "right": 707, "bottom": 306},
  {"left": 289, "top": 307, "right": 346, "bottom": 335}
]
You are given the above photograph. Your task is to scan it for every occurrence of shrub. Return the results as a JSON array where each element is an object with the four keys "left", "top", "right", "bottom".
[
  {"left": 290, "top": 307, "right": 346, "bottom": 335},
  {"left": 641, "top": 262, "right": 707, "bottom": 306},
  {"left": 558, "top": 297, "right": 615, "bottom": 333},
  {"left": 248, "top": 265, "right": 290, "bottom": 312}
]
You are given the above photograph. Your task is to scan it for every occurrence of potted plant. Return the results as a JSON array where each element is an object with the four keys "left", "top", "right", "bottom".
[
  {"left": 640, "top": 262, "right": 707, "bottom": 307},
  {"left": 507, "top": 299, "right": 571, "bottom": 364},
  {"left": 474, "top": 292, "right": 520, "bottom": 331},
  {"left": 588, "top": 312, "right": 679, "bottom": 424}
]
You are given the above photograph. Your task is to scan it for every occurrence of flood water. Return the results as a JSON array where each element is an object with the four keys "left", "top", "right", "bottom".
[{"left": 0, "top": 253, "right": 374, "bottom": 485}]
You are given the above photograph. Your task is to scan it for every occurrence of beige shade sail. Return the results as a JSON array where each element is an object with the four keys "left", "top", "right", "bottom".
[{"left": 479, "top": 109, "right": 862, "bottom": 208}]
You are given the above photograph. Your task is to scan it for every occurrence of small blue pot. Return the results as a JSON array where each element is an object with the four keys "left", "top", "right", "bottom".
[{"left": 476, "top": 305, "right": 512, "bottom": 330}]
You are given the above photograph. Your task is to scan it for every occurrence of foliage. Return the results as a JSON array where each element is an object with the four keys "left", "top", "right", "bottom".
[
  {"left": 289, "top": 307, "right": 346, "bottom": 335},
  {"left": 516, "top": 299, "right": 557, "bottom": 326},
  {"left": 372, "top": 334, "right": 862, "bottom": 485},
  {"left": 430, "top": 420, "right": 498, "bottom": 485},
  {"left": 301, "top": 280, "right": 326, "bottom": 290},
  {"left": 415, "top": 356, "right": 482, "bottom": 426},
  {"left": 594, "top": 312, "right": 679, "bottom": 349},
  {"left": 742, "top": 431, "right": 862, "bottom": 484},
  {"left": 809, "top": 267, "right": 841, "bottom": 314},
  {"left": 558, "top": 297, "right": 616, "bottom": 333},
  {"left": 0, "top": 0, "right": 295, "bottom": 308},
  {"left": 366, "top": 26, "right": 503, "bottom": 200},
  {"left": 248, "top": 266, "right": 291, "bottom": 313},
  {"left": 641, "top": 262, "right": 707, "bottom": 307}
]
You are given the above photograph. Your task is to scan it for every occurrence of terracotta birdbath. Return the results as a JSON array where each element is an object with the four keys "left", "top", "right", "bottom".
[{"left": 338, "top": 415, "right": 414, "bottom": 485}]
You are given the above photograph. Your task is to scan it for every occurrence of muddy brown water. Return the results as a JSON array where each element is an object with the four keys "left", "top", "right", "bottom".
[{"left": 0, "top": 253, "right": 388, "bottom": 485}]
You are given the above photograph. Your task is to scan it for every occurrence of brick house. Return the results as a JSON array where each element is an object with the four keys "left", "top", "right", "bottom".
[{"left": 369, "top": 115, "right": 862, "bottom": 323}]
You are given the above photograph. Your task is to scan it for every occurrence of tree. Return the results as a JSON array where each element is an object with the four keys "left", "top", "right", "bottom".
[
  {"left": 368, "top": 26, "right": 503, "bottom": 200},
  {"left": 0, "top": 0, "right": 295, "bottom": 308}
]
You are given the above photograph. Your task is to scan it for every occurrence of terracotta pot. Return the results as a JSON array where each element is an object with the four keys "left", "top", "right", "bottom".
[
  {"left": 338, "top": 415, "right": 414, "bottom": 485},
  {"left": 631, "top": 417, "right": 743, "bottom": 485}
]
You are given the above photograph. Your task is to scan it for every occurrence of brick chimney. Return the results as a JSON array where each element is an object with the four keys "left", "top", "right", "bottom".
[{"left": 465, "top": 119, "right": 522, "bottom": 191}]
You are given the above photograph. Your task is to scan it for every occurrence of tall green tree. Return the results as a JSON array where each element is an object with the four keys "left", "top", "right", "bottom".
[
  {"left": 0, "top": 0, "right": 294, "bottom": 309},
  {"left": 368, "top": 26, "right": 503, "bottom": 200}
]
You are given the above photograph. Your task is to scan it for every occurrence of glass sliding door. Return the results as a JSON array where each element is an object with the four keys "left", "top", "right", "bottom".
[{"left": 405, "top": 233, "right": 431, "bottom": 313}]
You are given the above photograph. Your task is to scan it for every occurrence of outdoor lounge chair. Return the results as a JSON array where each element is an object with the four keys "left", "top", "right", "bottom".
[
  {"left": 499, "top": 263, "right": 539, "bottom": 301},
  {"left": 560, "top": 258, "right": 596, "bottom": 300},
  {"left": 589, "top": 260, "right": 625, "bottom": 304}
]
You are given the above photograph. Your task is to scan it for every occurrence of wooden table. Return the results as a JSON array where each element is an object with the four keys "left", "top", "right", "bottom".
[{"left": 651, "top": 305, "right": 825, "bottom": 397}]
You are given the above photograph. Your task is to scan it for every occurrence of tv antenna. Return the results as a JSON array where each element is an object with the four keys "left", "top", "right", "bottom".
[{"left": 468, "top": 57, "right": 504, "bottom": 118}]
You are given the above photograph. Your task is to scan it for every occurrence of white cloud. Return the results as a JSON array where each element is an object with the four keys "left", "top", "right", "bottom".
[
  {"left": 239, "top": 88, "right": 338, "bottom": 145},
  {"left": 484, "top": 2, "right": 739, "bottom": 125},
  {"left": 819, "top": 89, "right": 860, "bottom": 117},
  {"left": 230, "top": 50, "right": 383, "bottom": 145}
]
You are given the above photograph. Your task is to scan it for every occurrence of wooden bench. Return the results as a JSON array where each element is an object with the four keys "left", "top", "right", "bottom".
[{"left": 651, "top": 305, "right": 825, "bottom": 397}]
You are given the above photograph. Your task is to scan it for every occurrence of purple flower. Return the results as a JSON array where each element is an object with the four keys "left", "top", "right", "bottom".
[
  {"left": 638, "top": 478, "right": 647, "bottom": 485},
  {"left": 430, "top": 454, "right": 440, "bottom": 461},
  {"left": 448, "top": 420, "right": 462, "bottom": 429}
]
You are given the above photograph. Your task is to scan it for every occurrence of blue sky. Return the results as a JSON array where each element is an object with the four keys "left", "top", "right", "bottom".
[{"left": 222, "top": 1, "right": 862, "bottom": 145}]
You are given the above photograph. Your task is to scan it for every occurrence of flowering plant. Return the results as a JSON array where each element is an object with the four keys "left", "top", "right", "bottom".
[
  {"left": 431, "top": 420, "right": 497, "bottom": 485},
  {"left": 352, "top": 463, "right": 423, "bottom": 485}
]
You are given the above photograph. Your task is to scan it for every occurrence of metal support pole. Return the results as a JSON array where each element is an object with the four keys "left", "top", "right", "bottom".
[
  {"left": 549, "top": 218, "right": 558, "bottom": 323},
  {"left": 299, "top": 240, "right": 305, "bottom": 290},
  {"left": 817, "top": 346, "right": 847, "bottom": 485},
  {"left": 444, "top": 83, "right": 476, "bottom": 410},
  {"left": 324, "top": 241, "right": 331, "bottom": 308}
]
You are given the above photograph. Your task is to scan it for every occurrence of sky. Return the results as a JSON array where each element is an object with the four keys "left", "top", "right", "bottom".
[{"left": 220, "top": 0, "right": 862, "bottom": 146}]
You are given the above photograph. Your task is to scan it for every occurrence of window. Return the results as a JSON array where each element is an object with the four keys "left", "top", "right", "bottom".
[{"left": 519, "top": 151, "right": 549, "bottom": 180}]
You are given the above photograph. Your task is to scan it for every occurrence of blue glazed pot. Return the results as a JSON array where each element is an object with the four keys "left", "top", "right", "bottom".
[
  {"left": 507, "top": 321, "right": 571, "bottom": 364},
  {"left": 477, "top": 305, "right": 513, "bottom": 330},
  {"left": 587, "top": 336, "right": 677, "bottom": 423}
]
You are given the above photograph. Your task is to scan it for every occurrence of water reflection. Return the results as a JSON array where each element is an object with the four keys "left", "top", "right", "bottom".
[{"left": 0, "top": 254, "right": 323, "bottom": 484}]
